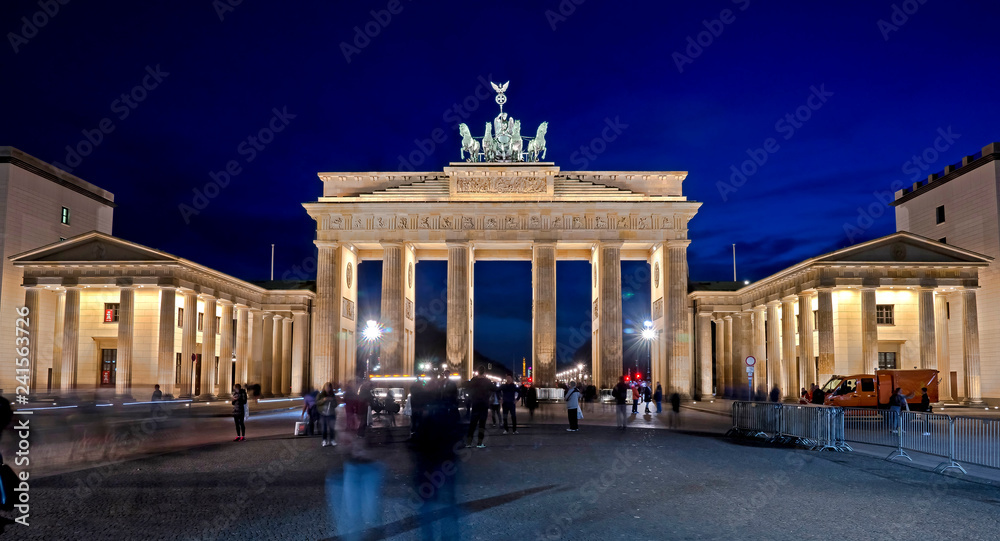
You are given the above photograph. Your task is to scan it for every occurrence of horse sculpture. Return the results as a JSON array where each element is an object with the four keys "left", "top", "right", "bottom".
[
  {"left": 510, "top": 120, "right": 523, "bottom": 162},
  {"left": 459, "top": 123, "right": 480, "bottom": 162},
  {"left": 527, "top": 121, "right": 548, "bottom": 161},
  {"left": 482, "top": 122, "right": 496, "bottom": 162}
]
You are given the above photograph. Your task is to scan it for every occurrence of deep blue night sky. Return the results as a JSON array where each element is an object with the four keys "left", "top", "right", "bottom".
[{"left": 3, "top": 0, "right": 999, "bottom": 372}]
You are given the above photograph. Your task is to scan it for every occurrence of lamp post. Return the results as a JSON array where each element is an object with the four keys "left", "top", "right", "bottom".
[{"left": 640, "top": 320, "right": 656, "bottom": 382}]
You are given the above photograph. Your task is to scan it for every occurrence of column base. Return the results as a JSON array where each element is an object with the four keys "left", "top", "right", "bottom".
[
  {"left": 262, "top": 392, "right": 274, "bottom": 398},
  {"left": 963, "top": 398, "right": 984, "bottom": 406},
  {"left": 197, "top": 393, "right": 217, "bottom": 401}
]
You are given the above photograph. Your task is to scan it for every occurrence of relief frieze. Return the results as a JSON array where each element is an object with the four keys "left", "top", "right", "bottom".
[{"left": 455, "top": 176, "right": 546, "bottom": 194}]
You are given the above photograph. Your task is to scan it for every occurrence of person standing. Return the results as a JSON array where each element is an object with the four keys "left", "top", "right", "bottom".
[
  {"left": 385, "top": 389, "right": 398, "bottom": 428},
  {"left": 565, "top": 381, "right": 581, "bottom": 432},
  {"left": 642, "top": 383, "right": 652, "bottom": 414},
  {"left": 500, "top": 375, "right": 519, "bottom": 434},
  {"left": 526, "top": 385, "right": 538, "bottom": 421},
  {"left": 489, "top": 384, "right": 501, "bottom": 427},
  {"left": 151, "top": 384, "right": 162, "bottom": 401},
  {"left": 810, "top": 384, "right": 826, "bottom": 405},
  {"left": 302, "top": 388, "right": 319, "bottom": 436},
  {"left": 464, "top": 368, "right": 493, "bottom": 448},
  {"left": 669, "top": 392, "right": 681, "bottom": 429},
  {"left": 317, "top": 382, "right": 339, "bottom": 447},
  {"left": 631, "top": 384, "right": 640, "bottom": 414},
  {"left": 612, "top": 377, "right": 629, "bottom": 430},
  {"left": 654, "top": 383, "right": 663, "bottom": 413},
  {"left": 232, "top": 384, "right": 247, "bottom": 441}
]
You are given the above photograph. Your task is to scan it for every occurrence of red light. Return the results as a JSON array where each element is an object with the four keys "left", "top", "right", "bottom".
[{"left": 624, "top": 376, "right": 630, "bottom": 382}]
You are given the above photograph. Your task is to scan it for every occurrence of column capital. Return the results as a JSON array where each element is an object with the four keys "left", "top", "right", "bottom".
[
  {"left": 445, "top": 240, "right": 471, "bottom": 248},
  {"left": 217, "top": 298, "right": 234, "bottom": 306},
  {"left": 797, "top": 290, "right": 814, "bottom": 299},
  {"left": 766, "top": 299, "right": 781, "bottom": 307},
  {"left": 665, "top": 239, "right": 691, "bottom": 249},
  {"left": 291, "top": 309, "right": 308, "bottom": 316},
  {"left": 753, "top": 304, "right": 766, "bottom": 313},
  {"left": 199, "top": 293, "right": 217, "bottom": 301},
  {"left": 379, "top": 241, "right": 404, "bottom": 248},
  {"left": 596, "top": 240, "right": 624, "bottom": 249},
  {"left": 115, "top": 277, "right": 135, "bottom": 288},
  {"left": 723, "top": 314, "right": 733, "bottom": 321},
  {"left": 314, "top": 240, "right": 340, "bottom": 249}
]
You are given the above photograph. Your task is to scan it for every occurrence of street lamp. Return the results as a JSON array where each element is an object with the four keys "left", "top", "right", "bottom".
[
  {"left": 640, "top": 320, "right": 655, "bottom": 381},
  {"left": 362, "top": 320, "right": 383, "bottom": 378}
]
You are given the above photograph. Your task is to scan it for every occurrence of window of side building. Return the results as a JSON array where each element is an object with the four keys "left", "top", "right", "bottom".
[
  {"left": 104, "top": 303, "right": 120, "bottom": 323},
  {"left": 197, "top": 312, "right": 204, "bottom": 332},
  {"left": 876, "top": 304, "right": 894, "bottom": 325},
  {"left": 177, "top": 307, "right": 184, "bottom": 327},
  {"left": 936, "top": 205, "right": 945, "bottom": 224},
  {"left": 61, "top": 206, "right": 70, "bottom": 225},
  {"left": 175, "top": 353, "right": 182, "bottom": 384}
]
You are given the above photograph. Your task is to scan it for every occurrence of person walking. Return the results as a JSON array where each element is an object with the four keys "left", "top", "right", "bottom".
[
  {"left": 642, "top": 383, "right": 652, "bottom": 414},
  {"left": 464, "top": 367, "right": 493, "bottom": 448},
  {"left": 317, "top": 382, "right": 339, "bottom": 447},
  {"left": 669, "top": 392, "right": 681, "bottom": 429},
  {"left": 526, "top": 384, "right": 538, "bottom": 421},
  {"left": 612, "top": 376, "right": 629, "bottom": 430},
  {"left": 231, "top": 384, "right": 247, "bottom": 441},
  {"left": 385, "top": 389, "right": 398, "bottom": 428},
  {"left": 654, "top": 383, "right": 663, "bottom": 413},
  {"left": 500, "top": 375, "right": 519, "bottom": 434},
  {"left": 769, "top": 385, "right": 781, "bottom": 403},
  {"left": 888, "top": 387, "right": 913, "bottom": 433},
  {"left": 489, "top": 384, "right": 501, "bottom": 427},
  {"left": 151, "top": 384, "right": 162, "bottom": 401},
  {"left": 631, "top": 384, "right": 640, "bottom": 414},
  {"left": 565, "top": 381, "right": 581, "bottom": 432},
  {"left": 302, "top": 388, "right": 319, "bottom": 436}
]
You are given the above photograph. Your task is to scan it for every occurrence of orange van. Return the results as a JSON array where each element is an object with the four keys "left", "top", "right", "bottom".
[{"left": 821, "top": 369, "right": 938, "bottom": 409}]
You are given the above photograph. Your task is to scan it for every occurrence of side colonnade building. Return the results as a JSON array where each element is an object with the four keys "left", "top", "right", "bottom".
[
  {"left": 690, "top": 233, "right": 991, "bottom": 404},
  {"left": 12, "top": 232, "right": 315, "bottom": 400}
]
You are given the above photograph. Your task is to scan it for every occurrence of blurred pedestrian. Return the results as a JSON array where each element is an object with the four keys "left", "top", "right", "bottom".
[
  {"left": 489, "top": 384, "right": 501, "bottom": 427},
  {"left": 565, "top": 381, "right": 581, "bottom": 432},
  {"left": 654, "top": 383, "right": 663, "bottom": 413},
  {"left": 799, "top": 389, "right": 809, "bottom": 405},
  {"left": 302, "top": 388, "right": 319, "bottom": 436},
  {"left": 642, "top": 383, "right": 652, "bottom": 414},
  {"left": 385, "top": 389, "right": 398, "bottom": 428},
  {"left": 231, "top": 384, "right": 247, "bottom": 441},
  {"left": 464, "top": 367, "right": 493, "bottom": 448},
  {"left": 612, "top": 377, "right": 629, "bottom": 429},
  {"left": 889, "top": 387, "right": 913, "bottom": 433},
  {"left": 500, "top": 375, "right": 519, "bottom": 434},
  {"left": 631, "top": 384, "right": 640, "bottom": 414},
  {"left": 669, "top": 392, "right": 681, "bottom": 429},
  {"left": 317, "top": 382, "right": 338, "bottom": 447},
  {"left": 810, "top": 384, "right": 826, "bottom": 405},
  {"left": 769, "top": 386, "right": 781, "bottom": 403},
  {"left": 151, "top": 384, "right": 162, "bottom": 401},
  {"left": 411, "top": 376, "right": 462, "bottom": 540},
  {"left": 526, "top": 385, "right": 538, "bottom": 421},
  {"left": 330, "top": 380, "right": 384, "bottom": 541}
]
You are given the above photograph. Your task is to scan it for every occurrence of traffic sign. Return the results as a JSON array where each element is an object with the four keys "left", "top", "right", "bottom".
[
  {"left": 745, "top": 356, "right": 756, "bottom": 367},
  {"left": 746, "top": 366, "right": 754, "bottom": 374}
]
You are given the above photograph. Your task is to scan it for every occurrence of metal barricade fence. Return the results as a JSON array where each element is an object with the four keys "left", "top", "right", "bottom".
[
  {"left": 843, "top": 407, "right": 967, "bottom": 473},
  {"left": 953, "top": 416, "right": 1000, "bottom": 470},
  {"left": 729, "top": 402, "right": 849, "bottom": 451}
]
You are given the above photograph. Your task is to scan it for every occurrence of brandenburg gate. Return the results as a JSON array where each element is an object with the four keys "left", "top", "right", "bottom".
[{"left": 304, "top": 83, "right": 702, "bottom": 394}]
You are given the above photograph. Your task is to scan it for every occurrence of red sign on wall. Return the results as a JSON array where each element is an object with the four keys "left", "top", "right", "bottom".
[
  {"left": 105, "top": 309, "right": 114, "bottom": 322},
  {"left": 102, "top": 370, "right": 111, "bottom": 384}
]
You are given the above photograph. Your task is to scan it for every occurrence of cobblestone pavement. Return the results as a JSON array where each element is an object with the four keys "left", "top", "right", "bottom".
[{"left": 2, "top": 406, "right": 999, "bottom": 540}]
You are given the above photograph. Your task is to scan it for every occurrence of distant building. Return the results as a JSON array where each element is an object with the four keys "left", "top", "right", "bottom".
[
  {"left": 0, "top": 147, "right": 114, "bottom": 394},
  {"left": 894, "top": 142, "right": 1000, "bottom": 404}
]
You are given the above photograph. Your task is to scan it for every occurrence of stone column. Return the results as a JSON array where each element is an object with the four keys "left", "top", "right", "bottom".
[
  {"left": 666, "top": 242, "right": 691, "bottom": 396},
  {"left": 816, "top": 288, "right": 835, "bottom": 381},
  {"left": 234, "top": 305, "right": 249, "bottom": 387},
  {"left": 380, "top": 242, "right": 405, "bottom": 374},
  {"left": 532, "top": 242, "right": 557, "bottom": 386},
  {"left": 722, "top": 316, "right": 732, "bottom": 397},
  {"left": 197, "top": 296, "right": 217, "bottom": 399},
  {"left": 918, "top": 288, "right": 936, "bottom": 370},
  {"left": 115, "top": 286, "right": 135, "bottom": 398},
  {"left": 781, "top": 298, "right": 798, "bottom": 401},
  {"left": 752, "top": 306, "right": 766, "bottom": 398},
  {"left": 217, "top": 301, "right": 234, "bottom": 399},
  {"left": 270, "top": 314, "right": 283, "bottom": 396},
  {"left": 313, "top": 244, "right": 337, "bottom": 389},
  {"left": 23, "top": 287, "right": 41, "bottom": 392},
  {"left": 730, "top": 313, "right": 744, "bottom": 397},
  {"left": 60, "top": 287, "right": 81, "bottom": 391},
  {"left": 741, "top": 312, "right": 754, "bottom": 400},
  {"left": 51, "top": 290, "right": 66, "bottom": 391},
  {"left": 765, "top": 301, "right": 781, "bottom": 395},
  {"left": 281, "top": 317, "right": 292, "bottom": 396},
  {"left": 861, "top": 287, "right": 878, "bottom": 374},
  {"left": 447, "top": 242, "right": 474, "bottom": 379},
  {"left": 962, "top": 289, "right": 983, "bottom": 404},
  {"left": 250, "top": 308, "right": 264, "bottom": 386},
  {"left": 934, "top": 294, "right": 951, "bottom": 400},
  {"left": 797, "top": 293, "right": 816, "bottom": 388},
  {"left": 714, "top": 318, "right": 725, "bottom": 396},
  {"left": 598, "top": 242, "right": 623, "bottom": 389},
  {"left": 291, "top": 311, "right": 310, "bottom": 394},
  {"left": 156, "top": 287, "right": 176, "bottom": 394},
  {"left": 261, "top": 312, "right": 274, "bottom": 397},
  {"left": 696, "top": 313, "right": 713, "bottom": 398},
  {"left": 179, "top": 291, "right": 197, "bottom": 398}
]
